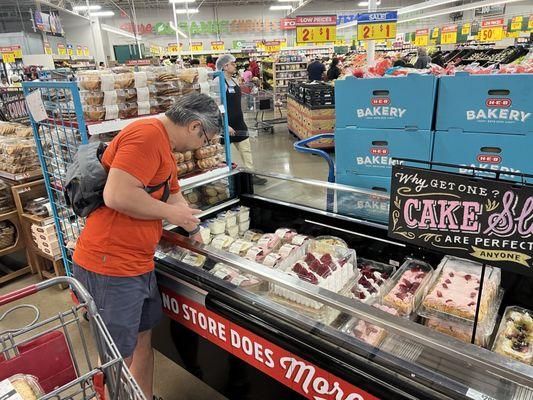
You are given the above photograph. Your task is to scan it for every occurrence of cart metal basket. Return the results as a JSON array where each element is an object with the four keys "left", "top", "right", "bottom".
[{"left": 0, "top": 276, "right": 146, "bottom": 400}]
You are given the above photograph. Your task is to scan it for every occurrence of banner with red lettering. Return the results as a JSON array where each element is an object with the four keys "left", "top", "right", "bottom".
[
  {"left": 159, "top": 286, "right": 379, "bottom": 400},
  {"left": 296, "top": 15, "right": 337, "bottom": 26},
  {"left": 281, "top": 18, "right": 296, "bottom": 30}
]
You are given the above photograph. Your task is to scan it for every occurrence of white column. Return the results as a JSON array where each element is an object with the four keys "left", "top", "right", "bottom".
[
  {"left": 90, "top": 17, "right": 107, "bottom": 65},
  {"left": 367, "top": 0, "right": 377, "bottom": 64}
]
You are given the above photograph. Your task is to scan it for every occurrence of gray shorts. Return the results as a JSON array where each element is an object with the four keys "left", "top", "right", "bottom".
[{"left": 73, "top": 263, "right": 162, "bottom": 358}]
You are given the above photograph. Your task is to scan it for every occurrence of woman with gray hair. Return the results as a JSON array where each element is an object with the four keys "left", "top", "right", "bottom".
[
  {"left": 215, "top": 54, "right": 267, "bottom": 185},
  {"left": 414, "top": 47, "right": 432, "bottom": 69}
]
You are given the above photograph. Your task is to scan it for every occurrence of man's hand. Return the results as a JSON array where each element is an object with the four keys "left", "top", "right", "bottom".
[
  {"left": 229, "top": 126, "right": 236, "bottom": 136},
  {"left": 189, "top": 232, "right": 203, "bottom": 244},
  {"left": 165, "top": 203, "right": 201, "bottom": 229}
]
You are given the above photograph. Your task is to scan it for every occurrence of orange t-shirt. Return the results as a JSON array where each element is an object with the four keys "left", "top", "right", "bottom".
[{"left": 73, "top": 118, "right": 179, "bottom": 277}]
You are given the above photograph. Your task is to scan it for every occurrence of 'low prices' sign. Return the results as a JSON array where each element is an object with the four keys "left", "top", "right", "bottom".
[{"left": 388, "top": 165, "right": 533, "bottom": 274}]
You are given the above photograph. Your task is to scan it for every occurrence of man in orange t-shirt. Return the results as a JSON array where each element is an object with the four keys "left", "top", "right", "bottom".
[{"left": 73, "top": 92, "right": 221, "bottom": 399}]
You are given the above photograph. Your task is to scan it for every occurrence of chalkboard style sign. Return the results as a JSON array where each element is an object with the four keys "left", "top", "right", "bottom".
[{"left": 388, "top": 165, "right": 533, "bottom": 274}]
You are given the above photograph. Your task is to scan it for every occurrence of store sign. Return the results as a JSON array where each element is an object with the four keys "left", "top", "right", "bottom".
[
  {"left": 388, "top": 165, "right": 533, "bottom": 272},
  {"left": 296, "top": 15, "right": 337, "bottom": 43},
  {"left": 280, "top": 18, "right": 296, "bottom": 30},
  {"left": 232, "top": 40, "right": 256, "bottom": 51},
  {"left": 190, "top": 42, "right": 203, "bottom": 52},
  {"left": 1, "top": 52, "right": 15, "bottom": 63},
  {"left": 263, "top": 40, "right": 281, "bottom": 52},
  {"left": 431, "top": 27, "right": 440, "bottom": 39},
  {"left": 34, "top": 10, "right": 63, "bottom": 35},
  {"left": 0, "top": 89, "right": 28, "bottom": 121},
  {"left": 44, "top": 42, "right": 52, "bottom": 55},
  {"left": 440, "top": 25, "right": 458, "bottom": 44},
  {"left": 211, "top": 41, "right": 225, "bottom": 51},
  {"left": 125, "top": 59, "right": 152, "bottom": 66},
  {"left": 475, "top": 4, "right": 505, "bottom": 17},
  {"left": 83, "top": 46, "right": 90, "bottom": 56},
  {"left": 167, "top": 43, "right": 182, "bottom": 53},
  {"left": 337, "top": 14, "right": 358, "bottom": 25},
  {"left": 159, "top": 286, "right": 380, "bottom": 400},
  {"left": 57, "top": 43, "right": 66, "bottom": 56},
  {"left": 67, "top": 44, "right": 73, "bottom": 56},
  {"left": 529, "top": 15, "right": 533, "bottom": 30},
  {"left": 479, "top": 18, "right": 504, "bottom": 41},
  {"left": 150, "top": 45, "right": 160, "bottom": 55},
  {"left": 414, "top": 29, "right": 429, "bottom": 46},
  {"left": 461, "top": 23, "right": 471, "bottom": 35},
  {"left": 0, "top": 47, "right": 19, "bottom": 63},
  {"left": 357, "top": 11, "right": 397, "bottom": 41}
]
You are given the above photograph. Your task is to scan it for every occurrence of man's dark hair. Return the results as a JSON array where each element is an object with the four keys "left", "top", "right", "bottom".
[{"left": 165, "top": 92, "right": 221, "bottom": 135}]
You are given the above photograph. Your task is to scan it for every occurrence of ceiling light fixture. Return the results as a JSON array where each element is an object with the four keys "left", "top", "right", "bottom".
[
  {"left": 169, "top": 21, "right": 189, "bottom": 38},
  {"left": 277, "top": 0, "right": 300, "bottom": 2},
  {"left": 358, "top": 1, "right": 381, "bottom": 6},
  {"left": 101, "top": 24, "right": 140, "bottom": 40},
  {"left": 174, "top": 8, "right": 199, "bottom": 14},
  {"left": 398, "top": 0, "right": 462, "bottom": 15},
  {"left": 270, "top": 5, "right": 293, "bottom": 10},
  {"left": 89, "top": 11, "right": 115, "bottom": 17},
  {"left": 169, "top": 0, "right": 196, "bottom": 3},
  {"left": 73, "top": 5, "right": 101, "bottom": 11},
  {"left": 398, "top": 0, "right": 525, "bottom": 23}
]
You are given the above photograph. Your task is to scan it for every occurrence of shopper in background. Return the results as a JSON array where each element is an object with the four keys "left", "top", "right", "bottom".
[
  {"left": 72, "top": 92, "right": 221, "bottom": 399},
  {"left": 9, "top": 75, "right": 22, "bottom": 87},
  {"left": 432, "top": 53, "right": 445, "bottom": 67},
  {"left": 327, "top": 57, "right": 342, "bottom": 81},
  {"left": 307, "top": 57, "right": 325, "bottom": 81},
  {"left": 249, "top": 58, "right": 260, "bottom": 78},
  {"left": 215, "top": 54, "right": 267, "bottom": 185},
  {"left": 206, "top": 55, "right": 216, "bottom": 70},
  {"left": 189, "top": 58, "right": 200, "bottom": 67},
  {"left": 414, "top": 47, "right": 432, "bottom": 69}
]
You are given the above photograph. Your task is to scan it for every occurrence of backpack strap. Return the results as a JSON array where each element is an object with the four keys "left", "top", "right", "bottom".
[{"left": 146, "top": 175, "right": 171, "bottom": 203}]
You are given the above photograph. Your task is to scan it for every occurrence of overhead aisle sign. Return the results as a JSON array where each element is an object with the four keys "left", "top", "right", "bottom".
[
  {"left": 414, "top": 29, "right": 429, "bottom": 46},
  {"left": 211, "top": 41, "right": 225, "bottom": 51},
  {"left": 296, "top": 15, "right": 337, "bottom": 43},
  {"left": 478, "top": 18, "right": 504, "bottom": 41},
  {"left": 357, "top": 11, "right": 397, "bottom": 41},
  {"left": 440, "top": 25, "right": 458, "bottom": 44}
]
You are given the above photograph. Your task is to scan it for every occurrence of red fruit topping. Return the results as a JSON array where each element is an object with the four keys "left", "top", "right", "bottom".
[
  {"left": 449, "top": 272, "right": 454, "bottom": 277},
  {"left": 358, "top": 277, "right": 367, "bottom": 285},
  {"left": 361, "top": 279, "right": 372, "bottom": 289},
  {"left": 415, "top": 273, "right": 426, "bottom": 280},
  {"left": 442, "top": 283, "right": 448, "bottom": 289},
  {"left": 363, "top": 270, "right": 374, "bottom": 278},
  {"left": 358, "top": 292, "right": 366, "bottom": 299},
  {"left": 305, "top": 253, "right": 317, "bottom": 264},
  {"left": 376, "top": 279, "right": 384, "bottom": 286},
  {"left": 474, "top": 287, "right": 479, "bottom": 290},
  {"left": 468, "top": 302, "right": 476, "bottom": 306},
  {"left": 436, "top": 290, "right": 443, "bottom": 297},
  {"left": 445, "top": 279, "right": 451, "bottom": 284},
  {"left": 292, "top": 263, "right": 318, "bottom": 284},
  {"left": 368, "top": 286, "right": 378, "bottom": 294},
  {"left": 445, "top": 299, "right": 453, "bottom": 303},
  {"left": 396, "top": 292, "right": 408, "bottom": 300},
  {"left": 470, "top": 292, "right": 477, "bottom": 298},
  {"left": 320, "top": 253, "right": 333, "bottom": 263},
  {"left": 410, "top": 267, "right": 421, "bottom": 273},
  {"left": 339, "top": 258, "right": 347, "bottom": 266},
  {"left": 410, "top": 282, "right": 420, "bottom": 293},
  {"left": 464, "top": 274, "right": 472, "bottom": 281},
  {"left": 309, "top": 260, "right": 331, "bottom": 278},
  {"left": 402, "top": 279, "right": 413, "bottom": 288},
  {"left": 382, "top": 273, "right": 389, "bottom": 280}
]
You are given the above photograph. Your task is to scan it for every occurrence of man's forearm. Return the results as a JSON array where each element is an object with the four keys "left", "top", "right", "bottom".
[{"left": 105, "top": 187, "right": 174, "bottom": 221}]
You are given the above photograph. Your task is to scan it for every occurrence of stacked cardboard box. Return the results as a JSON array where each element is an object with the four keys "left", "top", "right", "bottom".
[{"left": 31, "top": 222, "right": 61, "bottom": 258}]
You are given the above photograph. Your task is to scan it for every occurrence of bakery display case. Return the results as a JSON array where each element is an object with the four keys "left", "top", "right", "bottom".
[{"left": 153, "top": 169, "right": 533, "bottom": 400}]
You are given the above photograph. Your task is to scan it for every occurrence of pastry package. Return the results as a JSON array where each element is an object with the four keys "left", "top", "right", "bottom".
[
  {"left": 136, "top": 85, "right": 157, "bottom": 102},
  {"left": 194, "top": 145, "right": 219, "bottom": 160},
  {"left": 210, "top": 234, "right": 235, "bottom": 250},
  {"left": 274, "top": 228, "right": 297, "bottom": 243},
  {"left": 83, "top": 105, "right": 106, "bottom": 121},
  {"left": 156, "top": 96, "right": 177, "bottom": 112},
  {"left": 199, "top": 223, "right": 211, "bottom": 244},
  {"left": 419, "top": 256, "right": 501, "bottom": 323},
  {"left": 196, "top": 156, "right": 218, "bottom": 171},
  {"left": 245, "top": 245, "right": 269, "bottom": 263},
  {"left": 137, "top": 100, "right": 159, "bottom": 116},
  {"left": 0, "top": 138, "right": 36, "bottom": 156},
  {"left": 263, "top": 252, "right": 283, "bottom": 268},
  {"left": 226, "top": 224, "right": 239, "bottom": 238},
  {"left": 342, "top": 303, "right": 399, "bottom": 347},
  {"left": 228, "top": 239, "right": 254, "bottom": 257},
  {"left": 0, "top": 122, "right": 17, "bottom": 136},
  {"left": 80, "top": 90, "right": 104, "bottom": 106},
  {"left": 314, "top": 235, "right": 348, "bottom": 253},
  {"left": 14, "top": 125, "right": 33, "bottom": 138},
  {"left": 350, "top": 258, "right": 395, "bottom": 303},
  {"left": 210, "top": 263, "right": 263, "bottom": 292},
  {"left": 382, "top": 259, "right": 433, "bottom": 317},
  {"left": 155, "top": 81, "right": 181, "bottom": 96},
  {"left": 207, "top": 218, "right": 225, "bottom": 235},
  {"left": 257, "top": 233, "right": 282, "bottom": 252},
  {"left": 0, "top": 374, "right": 44, "bottom": 399},
  {"left": 242, "top": 229, "right": 263, "bottom": 242},
  {"left": 232, "top": 206, "right": 250, "bottom": 223},
  {"left": 77, "top": 70, "right": 103, "bottom": 90},
  {"left": 0, "top": 180, "right": 15, "bottom": 212},
  {"left": 113, "top": 72, "right": 135, "bottom": 89},
  {"left": 492, "top": 306, "right": 533, "bottom": 364},
  {"left": 291, "top": 234, "right": 311, "bottom": 246},
  {"left": 238, "top": 219, "right": 250, "bottom": 234},
  {"left": 218, "top": 211, "right": 237, "bottom": 227}
]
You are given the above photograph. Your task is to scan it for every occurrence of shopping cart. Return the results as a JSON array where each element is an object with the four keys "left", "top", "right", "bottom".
[
  {"left": 241, "top": 88, "right": 280, "bottom": 136},
  {"left": 0, "top": 276, "right": 146, "bottom": 400}
]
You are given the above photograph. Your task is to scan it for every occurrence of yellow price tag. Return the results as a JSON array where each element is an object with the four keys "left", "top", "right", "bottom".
[
  {"left": 357, "top": 22, "right": 396, "bottom": 41},
  {"left": 431, "top": 28, "right": 439, "bottom": 39},
  {"left": 264, "top": 41, "right": 280, "bottom": 52},
  {"left": 211, "top": 42, "right": 224, "bottom": 51},
  {"left": 529, "top": 16, "right": 533, "bottom": 30},
  {"left": 2, "top": 53, "right": 15, "bottom": 63},
  {"left": 83, "top": 46, "right": 89, "bottom": 56},
  {"left": 461, "top": 24, "right": 470, "bottom": 35},
  {"left": 12, "top": 46, "right": 22, "bottom": 59},
  {"left": 414, "top": 35, "right": 428, "bottom": 46},
  {"left": 510, "top": 16, "right": 523, "bottom": 31},
  {"left": 440, "top": 26, "right": 457, "bottom": 45},
  {"left": 45, "top": 46, "right": 52, "bottom": 55},
  {"left": 76, "top": 45, "right": 83, "bottom": 56},
  {"left": 190, "top": 42, "right": 203, "bottom": 52},
  {"left": 167, "top": 43, "right": 180, "bottom": 53},
  {"left": 479, "top": 26, "right": 503, "bottom": 41},
  {"left": 506, "top": 31, "right": 520, "bottom": 38},
  {"left": 57, "top": 45, "right": 66, "bottom": 56},
  {"left": 296, "top": 26, "right": 336, "bottom": 43}
]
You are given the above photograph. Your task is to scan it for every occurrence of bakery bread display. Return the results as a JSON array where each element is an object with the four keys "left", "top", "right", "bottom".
[
  {"left": 493, "top": 306, "right": 533, "bottom": 364},
  {"left": 383, "top": 259, "right": 433, "bottom": 317}
]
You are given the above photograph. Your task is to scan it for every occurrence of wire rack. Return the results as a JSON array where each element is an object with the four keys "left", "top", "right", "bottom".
[{"left": 22, "top": 81, "right": 89, "bottom": 276}]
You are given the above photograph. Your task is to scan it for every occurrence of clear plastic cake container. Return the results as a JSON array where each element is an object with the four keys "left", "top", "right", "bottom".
[
  {"left": 417, "top": 256, "right": 500, "bottom": 325},
  {"left": 350, "top": 258, "right": 397, "bottom": 303},
  {"left": 382, "top": 259, "right": 434, "bottom": 318},
  {"left": 492, "top": 305, "right": 533, "bottom": 364}
]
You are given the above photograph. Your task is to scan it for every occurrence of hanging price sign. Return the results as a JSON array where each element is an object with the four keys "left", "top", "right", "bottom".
[
  {"left": 479, "top": 18, "right": 504, "bottom": 41},
  {"left": 190, "top": 42, "right": 203, "bottom": 52},
  {"left": 67, "top": 44, "right": 73, "bottom": 56},
  {"left": 440, "top": 25, "right": 458, "bottom": 44},
  {"left": 461, "top": 23, "right": 471, "bottom": 35},
  {"left": 356, "top": 11, "right": 397, "bottom": 41},
  {"left": 12, "top": 45, "right": 22, "bottom": 59},
  {"left": 296, "top": 15, "right": 336, "bottom": 43},
  {"left": 57, "top": 43, "right": 66, "bottom": 56},
  {"left": 510, "top": 16, "right": 523, "bottom": 31},
  {"left": 76, "top": 45, "right": 83, "bottom": 56},
  {"left": 414, "top": 29, "right": 429, "bottom": 46},
  {"left": 211, "top": 41, "right": 225, "bottom": 51},
  {"left": 44, "top": 42, "right": 52, "bottom": 55},
  {"left": 167, "top": 43, "right": 180, "bottom": 53},
  {"left": 529, "top": 15, "right": 533, "bottom": 30},
  {"left": 431, "top": 27, "right": 440, "bottom": 39},
  {"left": 263, "top": 41, "right": 280, "bottom": 52},
  {"left": 1, "top": 52, "right": 15, "bottom": 63},
  {"left": 83, "top": 46, "right": 89, "bottom": 56}
]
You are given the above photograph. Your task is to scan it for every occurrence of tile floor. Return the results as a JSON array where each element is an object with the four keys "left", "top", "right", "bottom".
[{"left": 0, "top": 120, "right": 329, "bottom": 400}]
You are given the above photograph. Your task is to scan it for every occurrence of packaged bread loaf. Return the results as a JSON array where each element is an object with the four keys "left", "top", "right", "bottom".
[
  {"left": 83, "top": 105, "right": 105, "bottom": 121},
  {"left": 0, "top": 374, "right": 44, "bottom": 399},
  {"left": 80, "top": 90, "right": 104, "bottom": 106},
  {"left": 0, "top": 122, "right": 17, "bottom": 136},
  {"left": 77, "top": 71, "right": 102, "bottom": 90},
  {"left": 114, "top": 72, "right": 135, "bottom": 89}
]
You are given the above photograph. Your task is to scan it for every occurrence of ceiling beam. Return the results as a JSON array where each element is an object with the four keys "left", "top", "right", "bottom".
[{"left": 287, "top": 0, "right": 314, "bottom": 17}]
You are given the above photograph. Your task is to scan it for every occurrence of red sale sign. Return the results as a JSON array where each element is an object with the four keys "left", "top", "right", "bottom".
[{"left": 160, "top": 286, "right": 379, "bottom": 400}]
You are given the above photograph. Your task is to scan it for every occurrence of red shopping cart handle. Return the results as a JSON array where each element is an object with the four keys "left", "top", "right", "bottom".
[{"left": 0, "top": 285, "right": 38, "bottom": 306}]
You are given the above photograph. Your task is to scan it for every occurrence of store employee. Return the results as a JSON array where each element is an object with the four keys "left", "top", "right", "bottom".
[{"left": 72, "top": 93, "right": 221, "bottom": 399}]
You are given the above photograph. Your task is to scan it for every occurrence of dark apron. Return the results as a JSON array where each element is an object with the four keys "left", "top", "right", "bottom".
[{"left": 224, "top": 78, "right": 248, "bottom": 144}]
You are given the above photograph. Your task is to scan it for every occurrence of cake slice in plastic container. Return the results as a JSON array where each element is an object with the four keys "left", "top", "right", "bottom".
[
  {"left": 350, "top": 258, "right": 396, "bottom": 303},
  {"left": 382, "top": 259, "right": 434, "bottom": 317},
  {"left": 492, "top": 306, "right": 533, "bottom": 364}
]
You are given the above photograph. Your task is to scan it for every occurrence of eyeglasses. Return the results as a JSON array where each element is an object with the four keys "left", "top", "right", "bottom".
[{"left": 201, "top": 127, "right": 211, "bottom": 145}]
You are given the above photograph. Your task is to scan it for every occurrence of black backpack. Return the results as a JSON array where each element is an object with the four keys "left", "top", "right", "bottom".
[{"left": 65, "top": 142, "right": 170, "bottom": 217}]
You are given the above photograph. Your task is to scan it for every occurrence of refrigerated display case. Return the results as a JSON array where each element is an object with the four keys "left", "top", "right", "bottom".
[{"left": 153, "top": 169, "right": 533, "bottom": 400}]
